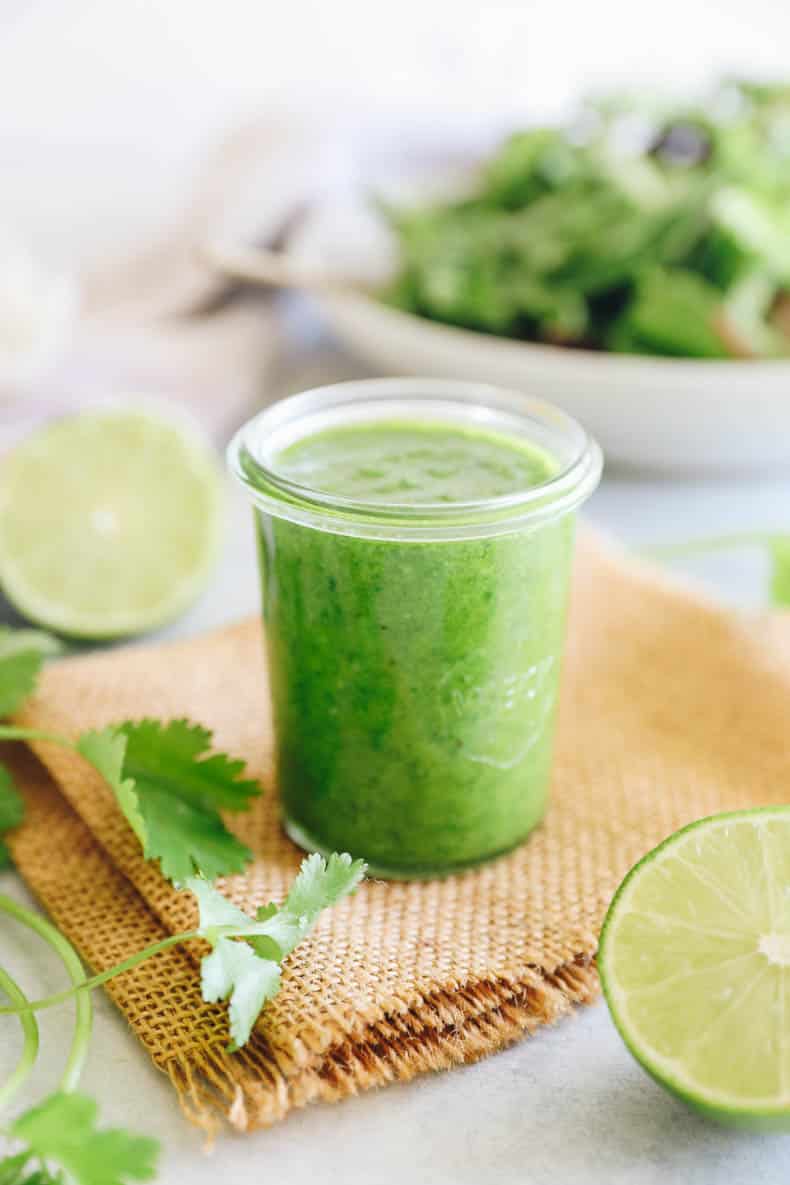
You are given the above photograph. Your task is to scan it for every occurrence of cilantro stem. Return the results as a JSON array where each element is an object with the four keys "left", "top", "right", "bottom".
[
  {"left": 639, "top": 531, "right": 774, "bottom": 561},
  {"left": 0, "top": 931, "right": 200, "bottom": 1017},
  {"left": 0, "top": 966, "right": 38, "bottom": 1111},
  {"left": 0, "top": 897, "right": 93, "bottom": 1093},
  {"left": 0, "top": 726, "right": 75, "bottom": 748}
]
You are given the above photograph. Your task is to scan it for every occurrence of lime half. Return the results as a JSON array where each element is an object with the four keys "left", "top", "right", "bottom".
[
  {"left": 599, "top": 808, "right": 790, "bottom": 1129},
  {"left": 0, "top": 406, "right": 223, "bottom": 638}
]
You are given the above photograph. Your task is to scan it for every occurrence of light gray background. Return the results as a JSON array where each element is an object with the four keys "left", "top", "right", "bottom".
[{"left": 3, "top": 324, "right": 790, "bottom": 1184}]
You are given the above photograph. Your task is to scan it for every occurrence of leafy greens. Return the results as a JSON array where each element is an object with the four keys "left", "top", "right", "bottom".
[{"left": 382, "top": 79, "right": 790, "bottom": 358}]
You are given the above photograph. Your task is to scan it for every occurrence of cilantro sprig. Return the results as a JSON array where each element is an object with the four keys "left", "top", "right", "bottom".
[
  {"left": 0, "top": 624, "right": 367, "bottom": 1183},
  {"left": 5, "top": 1092, "right": 158, "bottom": 1185},
  {"left": 0, "top": 633, "right": 261, "bottom": 884},
  {"left": 0, "top": 852, "right": 366, "bottom": 1046},
  {"left": 190, "top": 852, "right": 366, "bottom": 1046}
]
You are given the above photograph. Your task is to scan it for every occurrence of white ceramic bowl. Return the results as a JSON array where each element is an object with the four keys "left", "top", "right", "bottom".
[{"left": 282, "top": 196, "right": 790, "bottom": 475}]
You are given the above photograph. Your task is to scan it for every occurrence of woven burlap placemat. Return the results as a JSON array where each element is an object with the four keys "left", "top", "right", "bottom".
[{"left": 8, "top": 532, "right": 790, "bottom": 1134}]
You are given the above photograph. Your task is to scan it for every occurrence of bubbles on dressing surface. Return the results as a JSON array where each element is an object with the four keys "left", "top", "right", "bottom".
[{"left": 275, "top": 420, "right": 557, "bottom": 505}]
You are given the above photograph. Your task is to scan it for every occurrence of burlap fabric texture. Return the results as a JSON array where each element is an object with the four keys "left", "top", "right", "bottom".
[{"left": 7, "top": 532, "right": 790, "bottom": 1135}]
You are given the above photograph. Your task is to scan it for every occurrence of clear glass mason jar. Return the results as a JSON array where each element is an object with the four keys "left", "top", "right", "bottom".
[{"left": 229, "top": 379, "right": 602, "bottom": 878}]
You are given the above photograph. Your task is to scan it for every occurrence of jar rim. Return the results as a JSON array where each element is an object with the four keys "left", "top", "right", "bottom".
[{"left": 228, "top": 378, "right": 602, "bottom": 541}]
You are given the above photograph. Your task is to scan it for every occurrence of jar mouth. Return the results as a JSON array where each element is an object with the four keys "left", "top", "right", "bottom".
[{"left": 228, "top": 379, "right": 602, "bottom": 541}]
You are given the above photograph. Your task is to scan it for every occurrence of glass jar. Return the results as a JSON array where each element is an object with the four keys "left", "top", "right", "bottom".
[{"left": 229, "top": 379, "right": 601, "bottom": 878}]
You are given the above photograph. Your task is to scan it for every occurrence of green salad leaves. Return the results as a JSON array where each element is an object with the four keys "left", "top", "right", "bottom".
[{"left": 382, "top": 79, "right": 790, "bottom": 358}]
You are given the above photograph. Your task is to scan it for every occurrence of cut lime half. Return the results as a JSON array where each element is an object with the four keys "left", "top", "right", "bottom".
[
  {"left": 0, "top": 405, "right": 223, "bottom": 638},
  {"left": 599, "top": 807, "right": 790, "bottom": 1129}
]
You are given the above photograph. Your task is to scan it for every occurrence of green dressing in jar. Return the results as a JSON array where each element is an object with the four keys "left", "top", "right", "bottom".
[{"left": 230, "top": 380, "right": 601, "bottom": 878}]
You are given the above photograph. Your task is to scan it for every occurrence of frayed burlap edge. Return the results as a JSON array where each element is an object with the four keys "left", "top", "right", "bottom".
[
  {"left": 6, "top": 746, "right": 598, "bottom": 1137},
  {"left": 169, "top": 957, "right": 597, "bottom": 1135}
]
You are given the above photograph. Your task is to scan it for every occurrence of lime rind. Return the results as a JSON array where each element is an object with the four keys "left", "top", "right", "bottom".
[{"left": 599, "top": 806, "right": 790, "bottom": 1129}]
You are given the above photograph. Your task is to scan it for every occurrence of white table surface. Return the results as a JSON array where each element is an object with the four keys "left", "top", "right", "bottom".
[{"left": 2, "top": 323, "right": 790, "bottom": 1185}]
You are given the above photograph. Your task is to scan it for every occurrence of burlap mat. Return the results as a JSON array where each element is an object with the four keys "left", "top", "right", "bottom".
[{"left": 7, "top": 532, "right": 790, "bottom": 1134}]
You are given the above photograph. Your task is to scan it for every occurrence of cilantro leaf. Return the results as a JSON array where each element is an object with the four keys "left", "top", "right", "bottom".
[
  {"left": 282, "top": 851, "right": 368, "bottom": 943},
  {"left": 0, "top": 629, "right": 61, "bottom": 719},
  {"left": 78, "top": 719, "right": 260, "bottom": 883},
  {"left": 187, "top": 875, "right": 255, "bottom": 932},
  {"left": 0, "top": 1149, "right": 31, "bottom": 1185},
  {"left": 77, "top": 730, "right": 145, "bottom": 846},
  {"left": 0, "top": 1157, "right": 63, "bottom": 1185},
  {"left": 187, "top": 852, "right": 366, "bottom": 1046},
  {"left": 0, "top": 765, "right": 24, "bottom": 832},
  {"left": 188, "top": 876, "right": 304, "bottom": 958},
  {"left": 0, "top": 765, "right": 24, "bottom": 870},
  {"left": 119, "top": 720, "right": 260, "bottom": 812},
  {"left": 10, "top": 1092, "right": 158, "bottom": 1185},
  {"left": 201, "top": 938, "right": 282, "bottom": 1047}
]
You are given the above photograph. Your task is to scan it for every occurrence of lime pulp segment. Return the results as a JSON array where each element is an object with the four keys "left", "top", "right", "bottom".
[
  {"left": 0, "top": 407, "right": 223, "bottom": 638},
  {"left": 599, "top": 808, "right": 790, "bottom": 1127}
]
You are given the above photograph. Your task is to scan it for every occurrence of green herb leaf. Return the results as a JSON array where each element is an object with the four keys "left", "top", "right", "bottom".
[
  {"left": 0, "top": 1149, "right": 31, "bottom": 1185},
  {"left": 0, "top": 765, "right": 24, "bottom": 833},
  {"left": 0, "top": 765, "right": 24, "bottom": 869},
  {"left": 10, "top": 1091, "right": 158, "bottom": 1185},
  {"left": 200, "top": 937, "right": 282, "bottom": 1048},
  {"left": 78, "top": 719, "right": 260, "bottom": 883},
  {"left": 187, "top": 852, "right": 366, "bottom": 1046},
  {"left": 281, "top": 850, "right": 368, "bottom": 943},
  {"left": 77, "top": 730, "right": 145, "bottom": 846},
  {"left": 0, "top": 629, "right": 61, "bottom": 719}
]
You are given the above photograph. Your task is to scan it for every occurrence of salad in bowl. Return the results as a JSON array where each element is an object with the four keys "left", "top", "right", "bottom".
[
  {"left": 382, "top": 80, "right": 790, "bottom": 360},
  {"left": 211, "top": 80, "right": 790, "bottom": 471}
]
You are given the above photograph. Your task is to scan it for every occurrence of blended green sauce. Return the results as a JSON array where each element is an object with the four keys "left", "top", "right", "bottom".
[
  {"left": 257, "top": 419, "right": 575, "bottom": 877},
  {"left": 276, "top": 420, "right": 554, "bottom": 502}
]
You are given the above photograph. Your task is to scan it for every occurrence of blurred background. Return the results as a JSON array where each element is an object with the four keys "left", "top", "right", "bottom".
[
  {"left": 2, "top": 0, "right": 790, "bottom": 640},
  {"left": 3, "top": 0, "right": 789, "bottom": 272}
]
